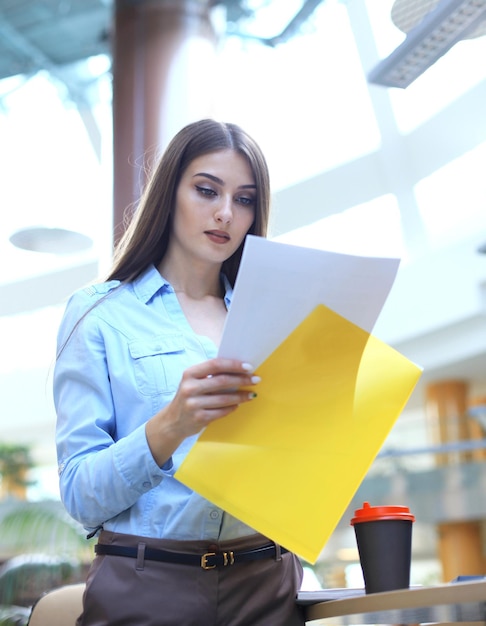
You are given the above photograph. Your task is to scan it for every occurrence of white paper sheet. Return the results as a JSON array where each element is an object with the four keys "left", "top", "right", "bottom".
[{"left": 218, "top": 236, "right": 400, "bottom": 366}]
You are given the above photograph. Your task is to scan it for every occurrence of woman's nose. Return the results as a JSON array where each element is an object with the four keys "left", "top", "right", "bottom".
[{"left": 215, "top": 197, "right": 233, "bottom": 224}]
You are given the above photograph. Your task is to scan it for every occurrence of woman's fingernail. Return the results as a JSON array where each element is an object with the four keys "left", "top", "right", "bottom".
[
  {"left": 251, "top": 376, "right": 261, "bottom": 384},
  {"left": 248, "top": 392, "right": 258, "bottom": 399},
  {"left": 242, "top": 362, "right": 255, "bottom": 372}
]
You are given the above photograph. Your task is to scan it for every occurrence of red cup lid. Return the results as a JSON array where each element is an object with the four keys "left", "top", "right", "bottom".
[{"left": 350, "top": 501, "right": 415, "bottom": 525}]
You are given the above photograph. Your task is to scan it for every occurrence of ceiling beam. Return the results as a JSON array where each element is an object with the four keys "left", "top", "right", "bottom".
[{"left": 272, "top": 80, "right": 485, "bottom": 243}]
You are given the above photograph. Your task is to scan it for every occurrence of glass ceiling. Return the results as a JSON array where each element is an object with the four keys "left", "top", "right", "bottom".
[{"left": 1, "top": 0, "right": 485, "bottom": 282}]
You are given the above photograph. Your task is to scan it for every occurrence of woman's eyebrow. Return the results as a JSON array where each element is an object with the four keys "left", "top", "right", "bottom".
[
  {"left": 194, "top": 172, "right": 223, "bottom": 184},
  {"left": 193, "top": 172, "right": 256, "bottom": 189}
]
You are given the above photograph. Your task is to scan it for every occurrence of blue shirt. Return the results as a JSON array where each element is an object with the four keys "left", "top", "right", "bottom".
[{"left": 54, "top": 264, "right": 256, "bottom": 540}]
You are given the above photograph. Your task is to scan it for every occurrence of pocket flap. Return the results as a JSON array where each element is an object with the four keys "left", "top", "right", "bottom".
[{"left": 128, "top": 334, "right": 185, "bottom": 358}]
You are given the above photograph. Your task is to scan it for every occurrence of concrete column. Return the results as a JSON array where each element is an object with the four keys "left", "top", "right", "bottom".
[
  {"left": 426, "top": 381, "right": 486, "bottom": 580},
  {"left": 437, "top": 521, "right": 485, "bottom": 580},
  {"left": 112, "top": 0, "right": 218, "bottom": 243},
  {"left": 426, "top": 380, "right": 479, "bottom": 465}
]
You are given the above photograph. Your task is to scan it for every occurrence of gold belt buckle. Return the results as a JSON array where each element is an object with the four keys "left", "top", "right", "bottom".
[
  {"left": 201, "top": 552, "right": 216, "bottom": 570},
  {"left": 201, "top": 551, "right": 235, "bottom": 569}
]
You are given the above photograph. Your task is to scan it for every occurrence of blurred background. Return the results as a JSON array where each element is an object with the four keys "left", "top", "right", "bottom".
[{"left": 0, "top": 0, "right": 486, "bottom": 612}]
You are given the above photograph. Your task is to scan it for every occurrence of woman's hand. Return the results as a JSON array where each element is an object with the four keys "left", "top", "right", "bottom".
[{"left": 145, "top": 358, "right": 260, "bottom": 466}]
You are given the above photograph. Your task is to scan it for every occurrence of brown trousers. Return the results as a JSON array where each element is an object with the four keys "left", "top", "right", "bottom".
[{"left": 77, "top": 531, "right": 305, "bottom": 626}]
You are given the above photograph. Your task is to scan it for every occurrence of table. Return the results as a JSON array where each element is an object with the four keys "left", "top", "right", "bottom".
[{"left": 301, "top": 579, "right": 486, "bottom": 625}]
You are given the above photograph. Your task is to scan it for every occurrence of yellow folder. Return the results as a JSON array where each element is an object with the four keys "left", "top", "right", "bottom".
[{"left": 175, "top": 304, "right": 422, "bottom": 563}]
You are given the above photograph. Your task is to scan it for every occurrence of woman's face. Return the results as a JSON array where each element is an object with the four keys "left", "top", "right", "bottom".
[{"left": 170, "top": 149, "right": 256, "bottom": 268}]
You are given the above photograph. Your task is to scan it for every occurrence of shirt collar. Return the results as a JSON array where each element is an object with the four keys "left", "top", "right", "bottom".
[
  {"left": 132, "top": 264, "right": 234, "bottom": 308},
  {"left": 132, "top": 265, "right": 168, "bottom": 304},
  {"left": 222, "top": 274, "right": 233, "bottom": 310}
]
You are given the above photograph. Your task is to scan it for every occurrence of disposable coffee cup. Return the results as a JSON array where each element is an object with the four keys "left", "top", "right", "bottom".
[{"left": 350, "top": 501, "right": 415, "bottom": 594}]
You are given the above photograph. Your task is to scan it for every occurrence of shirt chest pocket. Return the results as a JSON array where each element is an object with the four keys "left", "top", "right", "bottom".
[{"left": 128, "top": 334, "right": 186, "bottom": 396}]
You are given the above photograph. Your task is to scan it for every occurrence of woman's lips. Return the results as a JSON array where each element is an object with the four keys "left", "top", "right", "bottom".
[{"left": 205, "top": 230, "right": 231, "bottom": 244}]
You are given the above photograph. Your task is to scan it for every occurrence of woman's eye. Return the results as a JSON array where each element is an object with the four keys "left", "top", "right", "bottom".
[
  {"left": 237, "top": 196, "right": 255, "bottom": 206},
  {"left": 195, "top": 185, "right": 216, "bottom": 197}
]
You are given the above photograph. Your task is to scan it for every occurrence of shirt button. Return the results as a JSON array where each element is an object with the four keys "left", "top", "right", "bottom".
[{"left": 209, "top": 510, "right": 220, "bottom": 520}]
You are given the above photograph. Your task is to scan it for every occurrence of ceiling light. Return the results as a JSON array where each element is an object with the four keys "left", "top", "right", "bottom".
[
  {"left": 368, "top": 0, "right": 486, "bottom": 88},
  {"left": 9, "top": 227, "right": 93, "bottom": 255}
]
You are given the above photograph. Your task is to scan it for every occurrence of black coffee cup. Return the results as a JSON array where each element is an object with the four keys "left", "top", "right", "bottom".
[{"left": 350, "top": 501, "right": 415, "bottom": 594}]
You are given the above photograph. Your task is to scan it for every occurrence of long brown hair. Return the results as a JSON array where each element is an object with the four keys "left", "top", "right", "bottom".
[{"left": 108, "top": 119, "right": 271, "bottom": 286}]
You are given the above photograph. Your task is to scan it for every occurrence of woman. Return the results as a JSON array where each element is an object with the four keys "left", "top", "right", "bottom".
[{"left": 54, "top": 119, "right": 304, "bottom": 625}]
